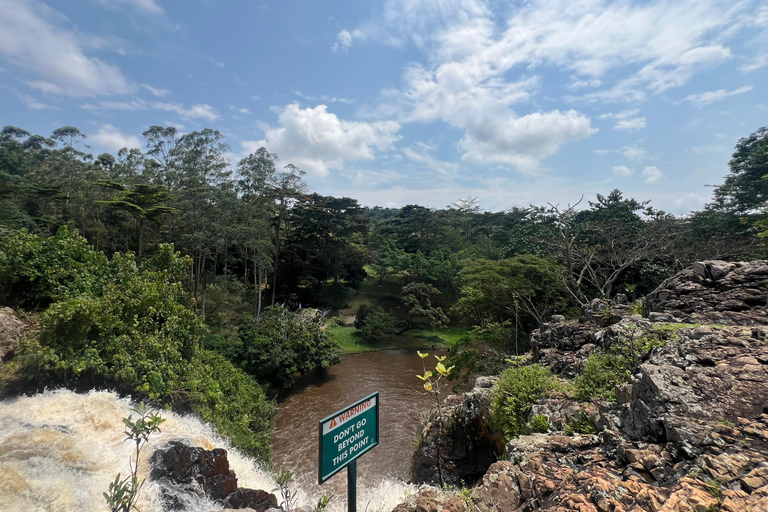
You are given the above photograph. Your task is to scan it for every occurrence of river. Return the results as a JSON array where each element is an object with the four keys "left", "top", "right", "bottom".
[{"left": 272, "top": 349, "right": 447, "bottom": 500}]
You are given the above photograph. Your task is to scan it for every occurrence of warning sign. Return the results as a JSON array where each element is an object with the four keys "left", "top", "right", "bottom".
[{"left": 318, "top": 392, "right": 379, "bottom": 484}]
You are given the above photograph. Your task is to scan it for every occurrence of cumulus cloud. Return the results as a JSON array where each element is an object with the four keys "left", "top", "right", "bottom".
[
  {"left": 614, "top": 117, "right": 646, "bottom": 131},
  {"left": 91, "top": 124, "right": 141, "bottom": 151},
  {"left": 642, "top": 165, "right": 663, "bottom": 183},
  {"left": 613, "top": 165, "right": 633, "bottom": 176},
  {"left": 332, "top": 29, "right": 364, "bottom": 52},
  {"left": 248, "top": 103, "right": 400, "bottom": 176},
  {"left": 458, "top": 110, "right": 597, "bottom": 171},
  {"left": 683, "top": 85, "right": 753, "bottom": 107},
  {"left": 0, "top": 0, "right": 132, "bottom": 96}
]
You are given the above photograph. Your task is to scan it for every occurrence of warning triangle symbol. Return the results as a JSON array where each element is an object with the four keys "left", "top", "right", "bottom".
[{"left": 330, "top": 418, "right": 337, "bottom": 428}]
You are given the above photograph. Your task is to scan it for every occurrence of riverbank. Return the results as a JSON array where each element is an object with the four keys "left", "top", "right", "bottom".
[{"left": 326, "top": 323, "right": 467, "bottom": 354}]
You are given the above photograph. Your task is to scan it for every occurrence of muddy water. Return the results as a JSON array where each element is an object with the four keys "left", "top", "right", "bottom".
[{"left": 272, "top": 349, "right": 445, "bottom": 499}]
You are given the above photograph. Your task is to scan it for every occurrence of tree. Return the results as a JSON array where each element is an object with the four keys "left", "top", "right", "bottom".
[
  {"left": 97, "top": 181, "right": 177, "bottom": 257},
  {"left": 711, "top": 127, "right": 768, "bottom": 213},
  {"left": 534, "top": 191, "right": 683, "bottom": 303},
  {"left": 399, "top": 282, "right": 449, "bottom": 334}
]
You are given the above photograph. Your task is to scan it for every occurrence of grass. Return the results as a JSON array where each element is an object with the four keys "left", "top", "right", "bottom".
[{"left": 326, "top": 323, "right": 468, "bottom": 355}]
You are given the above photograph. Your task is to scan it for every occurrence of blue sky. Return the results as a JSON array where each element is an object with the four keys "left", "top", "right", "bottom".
[{"left": 1, "top": 0, "right": 766, "bottom": 214}]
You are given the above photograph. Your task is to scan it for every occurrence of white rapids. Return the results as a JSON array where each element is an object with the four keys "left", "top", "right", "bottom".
[{"left": 0, "top": 389, "right": 415, "bottom": 512}]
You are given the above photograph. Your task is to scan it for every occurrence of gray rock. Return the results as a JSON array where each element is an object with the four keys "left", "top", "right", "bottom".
[{"left": 0, "top": 307, "right": 24, "bottom": 365}]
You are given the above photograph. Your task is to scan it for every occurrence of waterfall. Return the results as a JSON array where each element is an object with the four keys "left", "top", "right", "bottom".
[{"left": 0, "top": 389, "right": 414, "bottom": 512}]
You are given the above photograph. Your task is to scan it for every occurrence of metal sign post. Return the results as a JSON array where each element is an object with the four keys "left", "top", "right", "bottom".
[{"left": 318, "top": 392, "right": 379, "bottom": 512}]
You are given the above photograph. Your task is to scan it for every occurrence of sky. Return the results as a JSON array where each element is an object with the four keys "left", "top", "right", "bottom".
[{"left": 1, "top": 0, "right": 766, "bottom": 214}]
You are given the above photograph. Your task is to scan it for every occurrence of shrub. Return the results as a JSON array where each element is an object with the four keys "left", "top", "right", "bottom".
[
  {"left": 182, "top": 349, "right": 274, "bottom": 462},
  {"left": 528, "top": 414, "right": 549, "bottom": 433},
  {"left": 490, "top": 364, "right": 557, "bottom": 441},
  {"left": 238, "top": 306, "right": 342, "bottom": 388},
  {"left": 575, "top": 332, "right": 666, "bottom": 401},
  {"left": 354, "top": 305, "right": 395, "bottom": 340}
]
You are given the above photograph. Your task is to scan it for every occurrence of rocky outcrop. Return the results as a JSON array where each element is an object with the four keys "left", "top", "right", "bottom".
[
  {"left": 0, "top": 307, "right": 24, "bottom": 365},
  {"left": 397, "top": 260, "right": 768, "bottom": 512},
  {"left": 411, "top": 376, "right": 502, "bottom": 486},
  {"left": 646, "top": 260, "right": 768, "bottom": 325},
  {"left": 150, "top": 440, "right": 278, "bottom": 511}
]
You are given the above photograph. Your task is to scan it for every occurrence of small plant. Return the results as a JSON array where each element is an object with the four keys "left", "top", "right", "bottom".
[
  {"left": 416, "top": 351, "right": 454, "bottom": 487},
  {"left": 457, "top": 485, "right": 474, "bottom": 511},
  {"left": 716, "top": 419, "right": 735, "bottom": 428},
  {"left": 490, "top": 364, "right": 557, "bottom": 441},
  {"left": 313, "top": 491, "right": 333, "bottom": 512},
  {"left": 104, "top": 402, "right": 165, "bottom": 512},
  {"left": 564, "top": 411, "right": 597, "bottom": 435},
  {"left": 273, "top": 468, "right": 296, "bottom": 511},
  {"left": 528, "top": 414, "right": 549, "bottom": 433}
]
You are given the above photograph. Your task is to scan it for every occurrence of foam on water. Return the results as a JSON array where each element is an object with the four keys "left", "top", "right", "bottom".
[{"left": 0, "top": 389, "right": 414, "bottom": 512}]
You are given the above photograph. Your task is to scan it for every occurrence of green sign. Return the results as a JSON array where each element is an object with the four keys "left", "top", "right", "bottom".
[{"left": 318, "top": 392, "right": 379, "bottom": 484}]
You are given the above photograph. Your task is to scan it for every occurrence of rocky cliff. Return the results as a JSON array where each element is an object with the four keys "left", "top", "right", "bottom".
[{"left": 401, "top": 260, "right": 768, "bottom": 512}]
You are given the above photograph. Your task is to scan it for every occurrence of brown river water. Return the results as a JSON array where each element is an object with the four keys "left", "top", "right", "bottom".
[{"left": 272, "top": 349, "right": 448, "bottom": 500}]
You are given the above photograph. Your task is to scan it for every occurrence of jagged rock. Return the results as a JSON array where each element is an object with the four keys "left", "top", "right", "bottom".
[
  {"left": 150, "top": 440, "right": 278, "bottom": 511},
  {"left": 224, "top": 489, "right": 279, "bottom": 511},
  {"left": 0, "top": 307, "right": 24, "bottom": 365},
  {"left": 411, "top": 376, "right": 502, "bottom": 486},
  {"left": 646, "top": 260, "right": 768, "bottom": 325},
  {"left": 391, "top": 488, "right": 467, "bottom": 512}
]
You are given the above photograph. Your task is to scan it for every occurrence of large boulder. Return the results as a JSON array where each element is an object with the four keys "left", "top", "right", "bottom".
[
  {"left": 150, "top": 440, "right": 278, "bottom": 511},
  {"left": 646, "top": 260, "right": 768, "bottom": 325},
  {"left": 0, "top": 307, "right": 24, "bottom": 365}
]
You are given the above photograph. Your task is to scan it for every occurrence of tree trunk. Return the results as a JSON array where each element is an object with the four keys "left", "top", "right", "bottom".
[
  {"left": 201, "top": 271, "right": 207, "bottom": 315},
  {"left": 271, "top": 208, "right": 283, "bottom": 306},
  {"left": 138, "top": 218, "right": 146, "bottom": 258}
]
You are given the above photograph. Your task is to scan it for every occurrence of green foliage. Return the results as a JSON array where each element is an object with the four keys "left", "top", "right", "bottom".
[
  {"left": 238, "top": 306, "right": 342, "bottom": 388},
  {"left": 273, "top": 468, "right": 296, "bottom": 510},
  {"left": 490, "top": 364, "right": 557, "bottom": 441},
  {"left": 182, "top": 349, "right": 274, "bottom": 461},
  {"left": 400, "top": 282, "right": 449, "bottom": 334},
  {"left": 528, "top": 414, "right": 549, "bottom": 433},
  {"left": 28, "top": 244, "right": 205, "bottom": 398},
  {"left": 564, "top": 411, "right": 597, "bottom": 435},
  {"left": 575, "top": 332, "right": 667, "bottom": 401},
  {"left": 711, "top": 126, "right": 768, "bottom": 213},
  {"left": 354, "top": 304, "right": 395, "bottom": 340},
  {"left": 104, "top": 403, "right": 165, "bottom": 512},
  {"left": 416, "top": 351, "right": 455, "bottom": 487}
]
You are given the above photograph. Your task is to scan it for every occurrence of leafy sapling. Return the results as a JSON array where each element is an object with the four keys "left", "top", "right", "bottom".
[
  {"left": 416, "top": 351, "right": 454, "bottom": 487},
  {"left": 104, "top": 402, "right": 165, "bottom": 512}
]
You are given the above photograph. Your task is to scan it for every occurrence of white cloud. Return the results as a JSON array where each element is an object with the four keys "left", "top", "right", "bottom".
[
  {"left": 402, "top": 143, "right": 460, "bottom": 175},
  {"left": 599, "top": 110, "right": 640, "bottom": 120},
  {"left": 91, "top": 124, "right": 141, "bottom": 151},
  {"left": 332, "top": 29, "right": 364, "bottom": 52},
  {"left": 91, "top": 0, "right": 163, "bottom": 15},
  {"left": 81, "top": 97, "right": 220, "bottom": 121},
  {"left": 642, "top": 165, "right": 663, "bottom": 183},
  {"left": 622, "top": 145, "right": 646, "bottom": 160},
  {"left": 683, "top": 85, "right": 753, "bottom": 107},
  {"left": 17, "top": 93, "right": 59, "bottom": 110},
  {"left": 458, "top": 110, "right": 597, "bottom": 171},
  {"left": 613, "top": 165, "right": 633, "bottom": 176},
  {"left": 141, "top": 84, "right": 169, "bottom": 97},
  {"left": 614, "top": 117, "right": 646, "bottom": 131},
  {"left": 0, "top": 0, "right": 132, "bottom": 96},
  {"left": 150, "top": 102, "right": 220, "bottom": 121},
  {"left": 293, "top": 90, "right": 356, "bottom": 104},
  {"left": 249, "top": 103, "right": 400, "bottom": 176}
]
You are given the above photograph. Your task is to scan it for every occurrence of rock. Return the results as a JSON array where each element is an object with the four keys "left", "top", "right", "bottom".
[
  {"left": 150, "top": 440, "right": 237, "bottom": 501},
  {"left": 150, "top": 440, "right": 278, "bottom": 511},
  {"left": 646, "top": 260, "right": 768, "bottom": 325},
  {"left": 411, "top": 377, "right": 501, "bottom": 486},
  {"left": 224, "top": 489, "right": 279, "bottom": 512},
  {"left": 0, "top": 307, "right": 24, "bottom": 365}
]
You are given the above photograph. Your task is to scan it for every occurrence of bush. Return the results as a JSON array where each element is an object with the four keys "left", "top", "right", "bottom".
[
  {"left": 490, "top": 364, "right": 558, "bottom": 441},
  {"left": 182, "top": 349, "right": 274, "bottom": 462},
  {"left": 575, "top": 332, "right": 666, "bottom": 401},
  {"left": 238, "top": 306, "right": 342, "bottom": 388},
  {"left": 27, "top": 245, "right": 205, "bottom": 398},
  {"left": 354, "top": 304, "right": 395, "bottom": 340}
]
